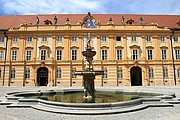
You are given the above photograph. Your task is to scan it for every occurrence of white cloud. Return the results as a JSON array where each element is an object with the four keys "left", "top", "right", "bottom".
[
  {"left": 102, "top": 0, "right": 180, "bottom": 14},
  {"left": 1, "top": 0, "right": 103, "bottom": 15},
  {"left": 0, "top": 0, "right": 180, "bottom": 15}
]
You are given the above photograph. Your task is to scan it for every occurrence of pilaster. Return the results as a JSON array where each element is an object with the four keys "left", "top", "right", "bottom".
[
  {"left": 63, "top": 35, "right": 70, "bottom": 60},
  {"left": 96, "top": 35, "right": 101, "bottom": 60},
  {"left": 108, "top": 35, "right": 115, "bottom": 60}
]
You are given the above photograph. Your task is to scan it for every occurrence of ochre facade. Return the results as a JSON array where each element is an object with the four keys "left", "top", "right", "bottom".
[{"left": 0, "top": 13, "right": 180, "bottom": 86}]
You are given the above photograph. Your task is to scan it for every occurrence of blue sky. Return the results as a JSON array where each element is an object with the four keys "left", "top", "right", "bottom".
[{"left": 0, "top": 0, "right": 179, "bottom": 15}]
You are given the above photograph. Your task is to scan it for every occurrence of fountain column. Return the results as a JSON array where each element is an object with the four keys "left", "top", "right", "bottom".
[{"left": 75, "top": 33, "right": 103, "bottom": 98}]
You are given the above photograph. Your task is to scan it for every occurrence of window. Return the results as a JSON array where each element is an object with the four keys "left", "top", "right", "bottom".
[
  {"left": 163, "top": 68, "right": 168, "bottom": 78},
  {"left": 174, "top": 36, "right": 178, "bottom": 42},
  {"left": 12, "top": 51, "right": 17, "bottom": 61},
  {"left": 116, "top": 36, "right": 121, "bottom": 41},
  {"left": 147, "top": 50, "right": 153, "bottom": 60},
  {"left": 177, "top": 69, "right": 180, "bottom": 78},
  {"left": 132, "top": 36, "right": 136, "bottom": 41},
  {"left": 126, "top": 19, "right": 134, "bottom": 25},
  {"left": 27, "top": 37, "right": 32, "bottom": 42},
  {"left": 26, "top": 50, "right": 31, "bottom": 61},
  {"left": 11, "top": 69, "right": 15, "bottom": 78},
  {"left": 118, "top": 69, "right": 123, "bottom": 79},
  {"left": 12, "top": 37, "right": 18, "bottom": 42},
  {"left": 101, "top": 49, "right": 107, "bottom": 60},
  {"left": 103, "top": 69, "right": 108, "bottom": 78},
  {"left": 72, "top": 69, "right": 76, "bottom": 78},
  {"left": 57, "top": 36, "right": 63, "bottom": 42},
  {"left": 57, "top": 50, "right": 62, "bottom": 60},
  {"left": 56, "top": 69, "right": 61, "bottom": 78},
  {"left": 0, "top": 51, "right": 3, "bottom": 61},
  {"left": 175, "top": 50, "right": 180, "bottom": 60},
  {"left": 0, "top": 38, "right": 4, "bottom": 42},
  {"left": 117, "top": 49, "right": 122, "bottom": 60},
  {"left": 146, "top": 36, "right": 151, "bottom": 41},
  {"left": 148, "top": 68, "right": 154, "bottom": 79},
  {"left": 132, "top": 49, "right": 138, "bottom": 60},
  {"left": 71, "top": 36, "right": 77, "bottom": 41},
  {"left": 162, "top": 49, "right": 167, "bottom": 60},
  {"left": 160, "top": 36, "right": 165, "bottom": 42},
  {"left": 101, "top": 36, "right": 106, "bottom": 42},
  {"left": 42, "top": 37, "right": 47, "bottom": 42},
  {"left": 41, "top": 50, "right": 46, "bottom": 60},
  {"left": 25, "top": 69, "right": 30, "bottom": 79},
  {"left": 71, "top": 50, "right": 77, "bottom": 60}
]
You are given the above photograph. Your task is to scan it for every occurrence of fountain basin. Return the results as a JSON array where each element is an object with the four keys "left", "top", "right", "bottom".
[
  {"left": 82, "top": 50, "right": 96, "bottom": 57},
  {"left": 2, "top": 88, "right": 176, "bottom": 115},
  {"left": 74, "top": 71, "right": 104, "bottom": 76}
]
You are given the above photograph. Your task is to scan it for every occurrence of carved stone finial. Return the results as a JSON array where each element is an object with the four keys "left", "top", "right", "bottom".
[
  {"left": 88, "top": 12, "right": 91, "bottom": 16},
  {"left": 109, "top": 18, "right": 112, "bottom": 22},
  {"left": 66, "top": 18, "right": 69, "bottom": 22}
]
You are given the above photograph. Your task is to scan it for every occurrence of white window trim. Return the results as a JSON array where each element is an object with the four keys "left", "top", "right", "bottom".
[
  {"left": 101, "top": 49, "right": 107, "bottom": 60},
  {"left": 26, "top": 50, "right": 31, "bottom": 61},
  {"left": 71, "top": 49, "right": 77, "bottom": 60},
  {"left": 117, "top": 49, "right": 122, "bottom": 60},
  {"left": 57, "top": 50, "right": 62, "bottom": 60}
]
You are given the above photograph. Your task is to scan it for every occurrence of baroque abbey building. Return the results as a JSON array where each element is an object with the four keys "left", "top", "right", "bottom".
[{"left": 0, "top": 13, "right": 180, "bottom": 86}]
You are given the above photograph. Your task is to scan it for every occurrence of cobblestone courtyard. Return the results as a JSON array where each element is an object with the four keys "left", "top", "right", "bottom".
[{"left": 0, "top": 86, "right": 180, "bottom": 120}]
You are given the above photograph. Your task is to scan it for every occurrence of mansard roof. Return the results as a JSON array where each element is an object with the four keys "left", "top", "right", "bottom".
[{"left": 0, "top": 14, "right": 180, "bottom": 29}]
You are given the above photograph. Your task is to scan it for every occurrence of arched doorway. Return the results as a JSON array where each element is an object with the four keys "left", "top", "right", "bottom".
[
  {"left": 130, "top": 66, "right": 142, "bottom": 86},
  {"left": 37, "top": 67, "right": 48, "bottom": 86}
]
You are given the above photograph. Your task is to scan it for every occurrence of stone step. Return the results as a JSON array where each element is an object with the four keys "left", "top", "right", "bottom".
[
  {"left": 0, "top": 102, "right": 13, "bottom": 105},
  {"left": 32, "top": 104, "right": 149, "bottom": 115},
  {"left": 6, "top": 103, "right": 32, "bottom": 108},
  {"left": 173, "top": 97, "right": 180, "bottom": 101},
  {"left": 163, "top": 101, "right": 180, "bottom": 104},
  {"left": 31, "top": 102, "right": 173, "bottom": 115}
]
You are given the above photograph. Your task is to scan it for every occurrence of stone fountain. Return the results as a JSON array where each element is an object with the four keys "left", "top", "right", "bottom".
[{"left": 74, "top": 33, "right": 103, "bottom": 98}]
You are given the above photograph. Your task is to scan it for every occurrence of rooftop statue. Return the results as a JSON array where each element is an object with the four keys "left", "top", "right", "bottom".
[
  {"left": 36, "top": 16, "right": 39, "bottom": 25},
  {"left": 54, "top": 16, "right": 58, "bottom": 24}
]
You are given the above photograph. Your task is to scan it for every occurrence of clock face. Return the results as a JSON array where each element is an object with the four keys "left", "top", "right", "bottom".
[{"left": 83, "top": 18, "right": 97, "bottom": 28}]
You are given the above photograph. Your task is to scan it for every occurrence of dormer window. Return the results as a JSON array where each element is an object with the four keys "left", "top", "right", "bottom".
[
  {"left": 44, "top": 19, "right": 52, "bottom": 25},
  {"left": 177, "top": 21, "right": 180, "bottom": 26},
  {"left": 126, "top": 19, "right": 134, "bottom": 25}
]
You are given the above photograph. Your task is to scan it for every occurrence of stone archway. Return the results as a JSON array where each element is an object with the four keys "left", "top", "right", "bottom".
[
  {"left": 37, "top": 67, "right": 48, "bottom": 86},
  {"left": 130, "top": 66, "right": 142, "bottom": 86}
]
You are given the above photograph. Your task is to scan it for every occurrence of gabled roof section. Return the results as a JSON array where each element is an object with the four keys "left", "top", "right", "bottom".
[{"left": 0, "top": 14, "right": 180, "bottom": 29}]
